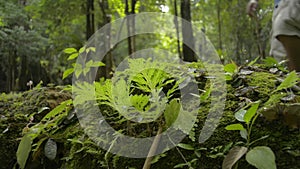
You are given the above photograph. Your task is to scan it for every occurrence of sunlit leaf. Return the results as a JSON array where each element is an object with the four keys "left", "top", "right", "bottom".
[
  {"left": 246, "top": 146, "right": 276, "bottom": 169},
  {"left": 275, "top": 71, "right": 299, "bottom": 92},
  {"left": 67, "top": 53, "right": 78, "bottom": 60},
  {"left": 64, "top": 48, "right": 77, "bottom": 54},
  {"left": 244, "top": 102, "right": 260, "bottom": 124},
  {"left": 225, "top": 123, "right": 245, "bottom": 131},
  {"left": 247, "top": 56, "right": 260, "bottom": 66},
  {"left": 63, "top": 68, "right": 74, "bottom": 79},
  {"left": 79, "top": 46, "right": 86, "bottom": 53},
  {"left": 224, "top": 62, "right": 238, "bottom": 74},
  {"left": 262, "top": 57, "right": 278, "bottom": 67}
]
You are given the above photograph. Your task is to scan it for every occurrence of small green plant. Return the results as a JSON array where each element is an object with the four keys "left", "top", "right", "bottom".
[
  {"left": 16, "top": 99, "right": 73, "bottom": 169},
  {"left": 222, "top": 101, "right": 276, "bottom": 169},
  {"left": 224, "top": 62, "right": 238, "bottom": 81},
  {"left": 62, "top": 46, "right": 105, "bottom": 79}
]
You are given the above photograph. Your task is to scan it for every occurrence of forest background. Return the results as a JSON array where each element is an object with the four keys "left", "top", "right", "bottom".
[{"left": 0, "top": 0, "right": 273, "bottom": 92}]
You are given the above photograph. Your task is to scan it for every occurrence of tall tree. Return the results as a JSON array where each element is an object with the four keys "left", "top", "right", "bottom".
[
  {"left": 125, "top": 0, "right": 137, "bottom": 57},
  {"left": 174, "top": 0, "right": 182, "bottom": 59},
  {"left": 180, "top": 0, "right": 196, "bottom": 62},
  {"left": 86, "top": 0, "right": 95, "bottom": 40}
]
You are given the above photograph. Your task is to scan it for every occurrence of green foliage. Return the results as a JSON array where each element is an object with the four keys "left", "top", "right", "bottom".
[
  {"left": 223, "top": 101, "right": 276, "bottom": 169},
  {"left": 224, "top": 62, "right": 238, "bottom": 80},
  {"left": 44, "top": 138, "right": 57, "bottom": 160},
  {"left": 244, "top": 102, "right": 260, "bottom": 124},
  {"left": 63, "top": 46, "right": 104, "bottom": 79},
  {"left": 177, "top": 143, "right": 194, "bottom": 151},
  {"left": 164, "top": 99, "right": 180, "bottom": 127},
  {"left": 246, "top": 146, "right": 276, "bottom": 169},
  {"left": 222, "top": 146, "right": 248, "bottom": 169},
  {"left": 225, "top": 124, "right": 245, "bottom": 131},
  {"left": 274, "top": 71, "right": 299, "bottom": 93},
  {"left": 16, "top": 99, "right": 73, "bottom": 168},
  {"left": 16, "top": 135, "right": 32, "bottom": 169}
]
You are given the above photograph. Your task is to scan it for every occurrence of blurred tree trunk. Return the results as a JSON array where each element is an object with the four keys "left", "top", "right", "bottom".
[
  {"left": 18, "top": 55, "right": 28, "bottom": 91},
  {"left": 174, "top": 0, "right": 182, "bottom": 59},
  {"left": 99, "top": 0, "right": 113, "bottom": 78},
  {"left": 125, "top": 0, "right": 137, "bottom": 57},
  {"left": 180, "top": 0, "right": 196, "bottom": 62},
  {"left": 86, "top": 0, "right": 95, "bottom": 40}
]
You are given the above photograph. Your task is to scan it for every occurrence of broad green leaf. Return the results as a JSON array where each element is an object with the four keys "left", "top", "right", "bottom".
[
  {"left": 234, "top": 109, "right": 247, "bottom": 122},
  {"left": 64, "top": 48, "right": 77, "bottom": 54},
  {"left": 224, "top": 63, "right": 238, "bottom": 74},
  {"left": 63, "top": 68, "right": 74, "bottom": 79},
  {"left": 275, "top": 71, "right": 299, "bottom": 92},
  {"left": 79, "top": 46, "right": 86, "bottom": 53},
  {"left": 222, "top": 146, "right": 248, "bottom": 169},
  {"left": 17, "top": 135, "right": 32, "bottom": 169},
  {"left": 244, "top": 102, "right": 260, "bottom": 124},
  {"left": 67, "top": 53, "right": 78, "bottom": 60},
  {"left": 246, "top": 146, "right": 276, "bottom": 169},
  {"left": 44, "top": 139, "right": 57, "bottom": 160},
  {"left": 225, "top": 123, "right": 245, "bottom": 131},
  {"left": 177, "top": 143, "right": 194, "bottom": 150},
  {"left": 164, "top": 99, "right": 180, "bottom": 127}
]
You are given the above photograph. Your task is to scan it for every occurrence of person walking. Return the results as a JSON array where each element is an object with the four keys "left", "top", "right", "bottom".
[{"left": 247, "top": 0, "right": 300, "bottom": 71}]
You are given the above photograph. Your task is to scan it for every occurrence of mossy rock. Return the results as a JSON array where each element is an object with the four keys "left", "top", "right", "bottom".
[
  {"left": 0, "top": 86, "right": 71, "bottom": 169},
  {"left": 1, "top": 64, "right": 300, "bottom": 169}
]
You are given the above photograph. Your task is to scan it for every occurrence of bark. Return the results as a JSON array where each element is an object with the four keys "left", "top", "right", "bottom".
[
  {"left": 174, "top": 0, "right": 182, "bottom": 59},
  {"left": 86, "top": 0, "right": 95, "bottom": 40},
  {"left": 217, "top": 0, "right": 223, "bottom": 51},
  {"left": 180, "top": 0, "right": 196, "bottom": 62},
  {"left": 98, "top": 0, "right": 113, "bottom": 78},
  {"left": 125, "top": 0, "right": 137, "bottom": 57}
]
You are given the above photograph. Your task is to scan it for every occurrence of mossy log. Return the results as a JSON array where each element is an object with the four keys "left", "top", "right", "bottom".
[{"left": 0, "top": 66, "right": 299, "bottom": 169}]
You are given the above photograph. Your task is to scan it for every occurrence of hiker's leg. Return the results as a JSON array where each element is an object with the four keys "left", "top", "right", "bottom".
[
  {"left": 272, "top": 0, "right": 300, "bottom": 71},
  {"left": 277, "top": 35, "right": 300, "bottom": 71}
]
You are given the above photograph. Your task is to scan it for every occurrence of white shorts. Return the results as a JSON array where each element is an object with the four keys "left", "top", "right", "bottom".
[{"left": 270, "top": 0, "right": 300, "bottom": 61}]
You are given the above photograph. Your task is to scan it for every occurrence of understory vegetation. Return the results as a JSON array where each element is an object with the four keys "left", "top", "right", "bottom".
[
  {"left": 1, "top": 58, "right": 299, "bottom": 169},
  {"left": 1, "top": 0, "right": 299, "bottom": 169}
]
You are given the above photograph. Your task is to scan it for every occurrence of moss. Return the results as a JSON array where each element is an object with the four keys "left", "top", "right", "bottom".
[
  {"left": 1, "top": 64, "right": 300, "bottom": 169},
  {"left": 0, "top": 87, "right": 71, "bottom": 169},
  {"left": 246, "top": 72, "right": 277, "bottom": 98}
]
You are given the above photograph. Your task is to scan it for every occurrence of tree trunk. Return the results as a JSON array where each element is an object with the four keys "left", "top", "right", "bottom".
[
  {"left": 174, "top": 0, "right": 182, "bottom": 59},
  {"left": 97, "top": 0, "right": 113, "bottom": 78},
  {"left": 125, "top": 0, "right": 137, "bottom": 57},
  {"left": 180, "top": 0, "right": 196, "bottom": 62},
  {"left": 86, "top": 0, "right": 95, "bottom": 40},
  {"left": 18, "top": 55, "right": 28, "bottom": 91}
]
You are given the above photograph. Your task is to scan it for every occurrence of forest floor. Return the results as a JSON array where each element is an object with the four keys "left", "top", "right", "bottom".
[{"left": 0, "top": 62, "right": 300, "bottom": 169}]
